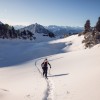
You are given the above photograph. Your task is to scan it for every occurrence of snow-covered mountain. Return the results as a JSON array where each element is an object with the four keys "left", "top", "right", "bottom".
[
  {"left": 0, "top": 21, "right": 3, "bottom": 25},
  {"left": 0, "top": 22, "right": 55, "bottom": 42},
  {"left": 45, "top": 25, "right": 83, "bottom": 35},
  {"left": 14, "top": 24, "right": 83, "bottom": 36},
  {"left": 20, "top": 23, "right": 55, "bottom": 38}
]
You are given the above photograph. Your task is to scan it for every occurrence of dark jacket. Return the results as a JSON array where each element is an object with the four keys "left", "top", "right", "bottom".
[{"left": 41, "top": 61, "right": 51, "bottom": 68}]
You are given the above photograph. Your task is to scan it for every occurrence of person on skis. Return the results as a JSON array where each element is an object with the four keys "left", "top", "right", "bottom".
[{"left": 41, "top": 58, "right": 51, "bottom": 79}]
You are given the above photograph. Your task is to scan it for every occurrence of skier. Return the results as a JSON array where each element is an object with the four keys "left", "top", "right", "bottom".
[{"left": 41, "top": 58, "right": 51, "bottom": 79}]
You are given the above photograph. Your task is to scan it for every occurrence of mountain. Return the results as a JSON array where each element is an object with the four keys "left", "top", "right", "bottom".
[
  {"left": 14, "top": 25, "right": 25, "bottom": 30},
  {"left": 0, "top": 21, "right": 3, "bottom": 25},
  {"left": 0, "top": 23, "right": 34, "bottom": 40},
  {"left": 14, "top": 24, "right": 83, "bottom": 36},
  {"left": 0, "top": 22, "right": 55, "bottom": 42},
  {"left": 20, "top": 23, "right": 55, "bottom": 38},
  {"left": 45, "top": 25, "right": 83, "bottom": 36}
]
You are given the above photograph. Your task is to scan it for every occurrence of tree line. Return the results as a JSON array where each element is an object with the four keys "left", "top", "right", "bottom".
[
  {"left": 79, "top": 17, "right": 100, "bottom": 48},
  {"left": 0, "top": 24, "right": 35, "bottom": 40}
]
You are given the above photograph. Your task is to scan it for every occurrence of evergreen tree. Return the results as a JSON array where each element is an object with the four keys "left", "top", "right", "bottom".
[
  {"left": 96, "top": 17, "right": 100, "bottom": 32},
  {"left": 9, "top": 30, "right": 13, "bottom": 39},
  {"left": 11, "top": 26, "right": 14, "bottom": 38},
  {"left": 84, "top": 20, "right": 91, "bottom": 33}
]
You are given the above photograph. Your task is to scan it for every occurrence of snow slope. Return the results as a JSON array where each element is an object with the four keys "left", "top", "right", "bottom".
[
  {"left": 0, "top": 21, "right": 3, "bottom": 25},
  {"left": 0, "top": 35, "right": 100, "bottom": 100},
  {"left": 43, "top": 46, "right": 100, "bottom": 100},
  {"left": 0, "top": 61, "right": 47, "bottom": 100}
]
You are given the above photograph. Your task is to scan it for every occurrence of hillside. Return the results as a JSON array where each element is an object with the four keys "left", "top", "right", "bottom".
[
  {"left": 0, "top": 34, "right": 100, "bottom": 100},
  {"left": 20, "top": 23, "right": 55, "bottom": 38}
]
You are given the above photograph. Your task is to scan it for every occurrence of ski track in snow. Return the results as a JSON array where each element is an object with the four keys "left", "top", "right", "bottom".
[{"left": 35, "top": 57, "right": 54, "bottom": 100}]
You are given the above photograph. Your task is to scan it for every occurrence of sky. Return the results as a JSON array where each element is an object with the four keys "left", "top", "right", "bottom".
[{"left": 0, "top": 0, "right": 100, "bottom": 27}]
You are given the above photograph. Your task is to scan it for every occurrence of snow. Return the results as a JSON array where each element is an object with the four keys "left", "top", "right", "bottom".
[
  {"left": 47, "top": 48, "right": 100, "bottom": 100},
  {"left": 0, "top": 34, "right": 100, "bottom": 100},
  {"left": 0, "top": 61, "right": 47, "bottom": 100},
  {"left": 0, "top": 21, "right": 3, "bottom": 25}
]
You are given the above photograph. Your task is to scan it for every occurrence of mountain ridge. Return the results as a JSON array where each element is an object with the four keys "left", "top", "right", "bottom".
[
  {"left": 14, "top": 24, "right": 83, "bottom": 36},
  {"left": 45, "top": 25, "right": 83, "bottom": 35},
  {"left": 19, "top": 23, "right": 55, "bottom": 38}
]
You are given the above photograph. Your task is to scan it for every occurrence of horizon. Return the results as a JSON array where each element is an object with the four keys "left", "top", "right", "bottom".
[{"left": 0, "top": 0, "right": 100, "bottom": 27}]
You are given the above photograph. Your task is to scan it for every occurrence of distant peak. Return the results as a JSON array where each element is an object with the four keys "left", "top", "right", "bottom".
[
  {"left": 35, "top": 23, "right": 38, "bottom": 25},
  {"left": 34, "top": 23, "right": 41, "bottom": 26},
  {"left": 0, "top": 21, "right": 3, "bottom": 25}
]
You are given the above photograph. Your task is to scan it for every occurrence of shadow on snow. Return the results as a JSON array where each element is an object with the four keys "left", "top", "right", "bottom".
[
  {"left": 0, "top": 42, "right": 66, "bottom": 67},
  {"left": 48, "top": 73, "right": 69, "bottom": 77}
]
